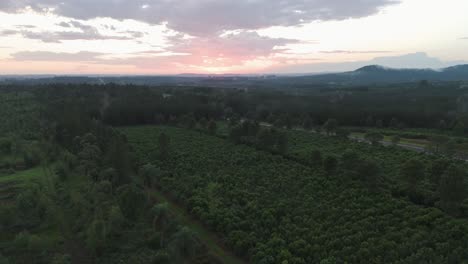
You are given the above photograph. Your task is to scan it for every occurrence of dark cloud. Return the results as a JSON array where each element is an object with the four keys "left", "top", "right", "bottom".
[
  {"left": 10, "top": 29, "right": 132, "bottom": 43},
  {"left": 57, "top": 22, "right": 72, "bottom": 28},
  {"left": 0, "top": 0, "right": 400, "bottom": 36},
  {"left": 119, "top": 31, "right": 145, "bottom": 38},
  {"left": 11, "top": 51, "right": 105, "bottom": 61},
  {"left": 15, "top": 25, "right": 36, "bottom": 29},
  {"left": 103, "top": 25, "right": 117, "bottom": 31},
  {"left": 0, "top": 30, "right": 18, "bottom": 36},
  {"left": 320, "top": 50, "right": 392, "bottom": 54}
]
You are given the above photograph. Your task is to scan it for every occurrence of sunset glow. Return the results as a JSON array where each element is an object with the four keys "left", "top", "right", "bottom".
[{"left": 0, "top": 0, "right": 467, "bottom": 74}]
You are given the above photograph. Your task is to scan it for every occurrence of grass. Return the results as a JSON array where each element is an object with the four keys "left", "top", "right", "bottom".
[{"left": 0, "top": 167, "right": 46, "bottom": 186}]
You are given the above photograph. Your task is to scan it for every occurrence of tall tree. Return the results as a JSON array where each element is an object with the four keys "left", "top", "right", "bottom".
[
  {"left": 439, "top": 165, "right": 466, "bottom": 215},
  {"left": 302, "top": 117, "right": 314, "bottom": 130},
  {"left": 364, "top": 132, "right": 384, "bottom": 145},
  {"left": 276, "top": 132, "right": 288, "bottom": 154},
  {"left": 391, "top": 135, "right": 401, "bottom": 146},
  {"left": 168, "top": 227, "right": 200, "bottom": 261},
  {"left": 322, "top": 119, "right": 338, "bottom": 136},
  {"left": 158, "top": 132, "right": 170, "bottom": 160},
  {"left": 357, "top": 159, "right": 380, "bottom": 190},
  {"left": 400, "top": 159, "right": 425, "bottom": 192},
  {"left": 207, "top": 120, "right": 217, "bottom": 135},
  {"left": 152, "top": 203, "right": 171, "bottom": 248}
]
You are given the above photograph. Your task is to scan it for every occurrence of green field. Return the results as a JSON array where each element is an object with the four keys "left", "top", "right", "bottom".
[{"left": 122, "top": 125, "right": 468, "bottom": 263}]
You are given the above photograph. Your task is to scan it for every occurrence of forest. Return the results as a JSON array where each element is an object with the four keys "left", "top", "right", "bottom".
[{"left": 1, "top": 81, "right": 468, "bottom": 263}]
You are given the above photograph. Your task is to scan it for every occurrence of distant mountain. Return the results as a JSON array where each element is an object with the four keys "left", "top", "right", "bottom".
[
  {"left": 288, "top": 64, "right": 468, "bottom": 85},
  {"left": 1, "top": 64, "right": 467, "bottom": 87},
  {"left": 269, "top": 52, "right": 467, "bottom": 75}
]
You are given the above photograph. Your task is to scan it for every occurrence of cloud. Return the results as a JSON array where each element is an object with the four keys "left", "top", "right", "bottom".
[
  {"left": 0, "top": 0, "right": 400, "bottom": 36},
  {"left": 0, "top": 30, "right": 18, "bottom": 36},
  {"left": 119, "top": 30, "right": 145, "bottom": 38},
  {"left": 15, "top": 25, "right": 36, "bottom": 29},
  {"left": 1, "top": 20, "right": 142, "bottom": 43},
  {"left": 20, "top": 30, "right": 132, "bottom": 43},
  {"left": 320, "top": 50, "right": 392, "bottom": 54},
  {"left": 169, "top": 31, "right": 298, "bottom": 63},
  {"left": 6, "top": 31, "right": 297, "bottom": 71},
  {"left": 11, "top": 51, "right": 105, "bottom": 62},
  {"left": 3, "top": 29, "right": 305, "bottom": 74}
]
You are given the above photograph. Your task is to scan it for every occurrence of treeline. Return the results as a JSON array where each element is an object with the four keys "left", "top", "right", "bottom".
[{"left": 5, "top": 82, "right": 464, "bottom": 133}]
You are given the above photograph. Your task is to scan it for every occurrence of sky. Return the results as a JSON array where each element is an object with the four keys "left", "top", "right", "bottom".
[{"left": 0, "top": 0, "right": 467, "bottom": 75}]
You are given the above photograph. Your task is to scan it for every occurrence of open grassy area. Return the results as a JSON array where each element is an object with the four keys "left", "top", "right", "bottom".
[
  {"left": 0, "top": 167, "right": 46, "bottom": 186},
  {"left": 350, "top": 132, "right": 428, "bottom": 147}
]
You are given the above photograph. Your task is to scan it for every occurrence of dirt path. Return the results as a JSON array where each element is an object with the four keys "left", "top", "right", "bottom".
[{"left": 149, "top": 188, "right": 247, "bottom": 264}]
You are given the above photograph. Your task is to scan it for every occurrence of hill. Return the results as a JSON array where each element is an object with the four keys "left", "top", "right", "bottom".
[{"left": 288, "top": 64, "right": 468, "bottom": 85}]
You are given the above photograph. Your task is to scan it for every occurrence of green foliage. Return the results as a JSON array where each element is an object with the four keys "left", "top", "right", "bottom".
[
  {"left": 208, "top": 120, "right": 218, "bottom": 135},
  {"left": 99, "top": 167, "right": 118, "bottom": 186},
  {"left": 168, "top": 226, "right": 201, "bottom": 260},
  {"left": 391, "top": 135, "right": 401, "bottom": 145},
  {"left": 0, "top": 137, "right": 12, "bottom": 155},
  {"left": 77, "top": 133, "right": 102, "bottom": 181},
  {"left": 55, "top": 161, "right": 69, "bottom": 181},
  {"left": 302, "top": 117, "right": 314, "bottom": 130},
  {"left": 0, "top": 205, "right": 16, "bottom": 229},
  {"left": 439, "top": 165, "right": 466, "bottom": 215},
  {"left": 13, "top": 230, "right": 31, "bottom": 249},
  {"left": 429, "top": 159, "right": 450, "bottom": 185},
  {"left": 158, "top": 132, "right": 170, "bottom": 160},
  {"left": 364, "top": 132, "right": 384, "bottom": 145},
  {"left": 151, "top": 203, "right": 171, "bottom": 247},
  {"left": 139, "top": 163, "right": 163, "bottom": 188},
  {"left": 51, "top": 254, "right": 71, "bottom": 264},
  {"left": 323, "top": 155, "right": 338, "bottom": 175},
  {"left": 15, "top": 185, "right": 46, "bottom": 227},
  {"left": 340, "top": 150, "right": 360, "bottom": 172},
  {"left": 335, "top": 128, "right": 350, "bottom": 139},
  {"left": 322, "top": 119, "right": 338, "bottom": 135},
  {"left": 152, "top": 250, "right": 170, "bottom": 263},
  {"left": 400, "top": 159, "right": 425, "bottom": 192},
  {"left": 86, "top": 218, "right": 107, "bottom": 255},
  {"left": 426, "top": 135, "right": 449, "bottom": 154},
  {"left": 356, "top": 159, "right": 380, "bottom": 190},
  {"left": 107, "top": 205, "right": 126, "bottom": 237},
  {"left": 308, "top": 149, "right": 322, "bottom": 167},
  {"left": 123, "top": 126, "right": 468, "bottom": 263},
  {"left": 117, "top": 184, "right": 147, "bottom": 221},
  {"left": 0, "top": 254, "right": 10, "bottom": 264}
]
